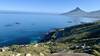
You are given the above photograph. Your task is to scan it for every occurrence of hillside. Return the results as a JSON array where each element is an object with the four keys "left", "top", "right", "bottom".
[
  {"left": 41, "top": 20, "right": 100, "bottom": 56},
  {"left": 87, "top": 10, "right": 100, "bottom": 18},
  {"left": 0, "top": 21, "right": 100, "bottom": 56}
]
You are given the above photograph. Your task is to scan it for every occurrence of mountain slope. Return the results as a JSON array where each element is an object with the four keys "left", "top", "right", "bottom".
[
  {"left": 62, "top": 7, "right": 88, "bottom": 17},
  {"left": 87, "top": 10, "right": 100, "bottom": 18},
  {"left": 62, "top": 7, "right": 100, "bottom": 18},
  {"left": 41, "top": 21, "right": 100, "bottom": 55}
]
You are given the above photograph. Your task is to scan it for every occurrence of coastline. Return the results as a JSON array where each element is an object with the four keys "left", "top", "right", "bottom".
[{"left": 0, "top": 20, "right": 100, "bottom": 56}]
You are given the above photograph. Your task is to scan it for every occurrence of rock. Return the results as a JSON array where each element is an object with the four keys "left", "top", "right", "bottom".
[
  {"left": 40, "top": 53, "right": 45, "bottom": 56},
  {"left": 16, "top": 53, "right": 21, "bottom": 56},
  {"left": 34, "top": 44, "right": 39, "bottom": 47},
  {"left": 0, "top": 47, "right": 9, "bottom": 52},
  {"left": 12, "top": 54, "right": 15, "bottom": 56},
  {"left": 26, "top": 53, "right": 32, "bottom": 56},
  {"left": 15, "top": 22, "right": 20, "bottom": 24}
]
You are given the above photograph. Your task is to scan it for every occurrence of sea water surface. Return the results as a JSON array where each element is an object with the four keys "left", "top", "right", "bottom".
[{"left": 0, "top": 13, "right": 99, "bottom": 46}]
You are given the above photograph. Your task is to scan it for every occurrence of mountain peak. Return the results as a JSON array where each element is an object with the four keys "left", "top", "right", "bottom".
[
  {"left": 65, "top": 7, "right": 85, "bottom": 14},
  {"left": 62, "top": 7, "right": 87, "bottom": 16},
  {"left": 72, "top": 7, "right": 83, "bottom": 12},
  {"left": 75, "top": 7, "right": 81, "bottom": 10}
]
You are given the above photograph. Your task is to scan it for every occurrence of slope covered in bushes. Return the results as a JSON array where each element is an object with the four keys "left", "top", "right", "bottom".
[
  {"left": 41, "top": 21, "right": 100, "bottom": 55},
  {"left": 0, "top": 21, "right": 100, "bottom": 56}
]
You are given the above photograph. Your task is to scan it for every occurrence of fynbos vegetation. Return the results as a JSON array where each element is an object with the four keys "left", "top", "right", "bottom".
[{"left": 0, "top": 21, "right": 100, "bottom": 56}]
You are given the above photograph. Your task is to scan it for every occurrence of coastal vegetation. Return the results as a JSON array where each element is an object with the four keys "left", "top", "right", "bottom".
[{"left": 0, "top": 21, "right": 100, "bottom": 56}]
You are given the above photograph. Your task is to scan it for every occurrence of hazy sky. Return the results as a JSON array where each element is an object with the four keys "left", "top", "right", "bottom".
[{"left": 0, "top": 0, "right": 100, "bottom": 13}]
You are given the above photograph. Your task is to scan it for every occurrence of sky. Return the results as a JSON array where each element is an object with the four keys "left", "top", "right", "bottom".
[{"left": 0, "top": 0, "right": 100, "bottom": 13}]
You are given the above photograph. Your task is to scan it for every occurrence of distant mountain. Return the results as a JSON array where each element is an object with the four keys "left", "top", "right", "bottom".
[
  {"left": 62, "top": 7, "right": 88, "bottom": 17},
  {"left": 87, "top": 10, "right": 100, "bottom": 18},
  {"left": 62, "top": 7, "right": 100, "bottom": 18}
]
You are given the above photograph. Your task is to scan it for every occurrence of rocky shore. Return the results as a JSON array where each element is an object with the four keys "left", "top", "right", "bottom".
[{"left": 0, "top": 21, "right": 100, "bottom": 56}]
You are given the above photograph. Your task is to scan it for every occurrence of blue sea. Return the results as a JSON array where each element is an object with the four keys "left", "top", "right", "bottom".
[{"left": 0, "top": 13, "right": 99, "bottom": 46}]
